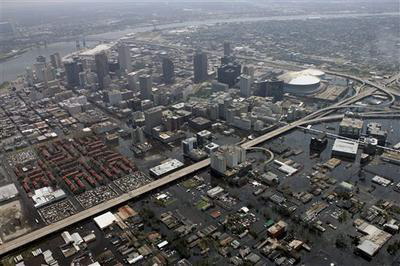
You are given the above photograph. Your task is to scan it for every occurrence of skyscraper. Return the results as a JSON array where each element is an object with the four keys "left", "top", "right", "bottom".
[
  {"left": 182, "top": 137, "right": 198, "bottom": 155},
  {"left": 64, "top": 59, "right": 83, "bottom": 88},
  {"left": 239, "top": 74, "right": 252, "bottom": 97},
  {"left": 223, "top": 41, "right": 231, "bottom": 57},
  {"left": 243, "top": 65, "right": 254, "bottom": 78},
  {"left": 193, "top": 51, "right": 208, "bottom": 84},
  {"left": 210, "top": 145, "right": 246, "bottom": 174},
  {"left": 217, "top": 62, "right": 241, "bottom": 87},
  {"left": 127, "top": 72, "right": 137, "bottom": 91},
  {"left": 117, "top": 43, "right": 132, "bottom": 73},
  {"left": 139, "top": 74, "right": 152, "bottom": 100},
  {"left": 34, "top": 62, "right": 46, "bottom": 82},
  {"left": 162, "top": 57, "right": 174, "bottom": 84},
  {"left": 79, "top": 72, "right": 86, "bottom": 88},
  {"left": 95, "top": 52, "right": 109, "bottom": 89},
  {"left": 144, "top": 106, "right": 163, "bottom": 134},
  {"left": 254, "top": 80, "right": 267, "bottom": 97},
  {"left": 267, "top": 79, "right": 284, "bottom": 101},
  {"left": 25, "top": 67, "right": 34, "bottom": 86},
  {"left": 50, "top": 53, "right": 62, "bottom": 69}
]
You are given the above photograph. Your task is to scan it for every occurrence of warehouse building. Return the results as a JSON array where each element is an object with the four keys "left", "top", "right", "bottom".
[
  {"left": 332, "top": 139, "right": 358, "bottom": 159},
  {"left": 149, "top": 159, "right": 184, "bottom": 178}
]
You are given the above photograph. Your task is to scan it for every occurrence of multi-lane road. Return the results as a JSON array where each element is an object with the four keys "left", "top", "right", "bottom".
[
  {"left": 0, "top": 159, "right": 211, "bottom": 256},
  {"left": 0, "top": 70, "right": 398, "bottom": 257},
  {"left": 131, "top": 39, "right": 399, "bottom": 100}
]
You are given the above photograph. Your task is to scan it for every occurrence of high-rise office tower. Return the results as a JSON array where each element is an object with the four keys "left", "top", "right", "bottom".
[
  {"left": 132, "top": 126, "right": 146, "bottom": 144},
  {"left": 25, "top": 67, "right": 34, "bottom": 86},
  {"left": 162, "top": 57, "right": 174, "bottom": 84},
  {"left": 33, "top": 62, "right": 46, "bottom": 82},
  {"left": 267, "top": 79, "right": 284, "bottom": 101},
  {"left": 79, "top": 72, "right": 86, "bottom": 88},
  {"left": 50, "top": 53, "right": 62, "bottom": 69},
  {"left": 210, "top": 145, "right": 246, "bottom": 174},
  {"left": 139, "top": 74, "right": 152, "bottom": 100},
  {"left": 193, "top": 51, "right": 208, "bottom": 84},
  {"left": 254, "top": 80, "right": 267, "bottom": 97},
  {"left": 243, "top": 65, "right": 255, "bottom": 79},
  {"left": 221, "top": 55, "right": 234, "bottom": 65},
  {"left": 217, "top": 62, "right": 241, "bottom": 87},
  {"left": 239, "top": 74, "right": 252, "bottom": 97},
  {"left": 182, "top": 137, "right": 198, "bottom": 155},
  {"left": 223, "top": 41, "right": 231, "bottom": 57},
  {"left": 144, "top": 106, "right": 163, "bottom": 134},
  {"left": 95, "top": 52, "right": 109, "bottom": 89},
  {"left": 117, "top": 43, "right": 132, "bottom": 73},
  {"left": 127, "top": 72, "right": 137, "bottom": 91},
  {"left": 64, "top": 59, "right": 82, "bottom": 88}
]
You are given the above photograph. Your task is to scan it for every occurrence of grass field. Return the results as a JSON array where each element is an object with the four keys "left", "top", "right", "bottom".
[{"left": 182, "top": 178, "right": 202, "bottom": 189}]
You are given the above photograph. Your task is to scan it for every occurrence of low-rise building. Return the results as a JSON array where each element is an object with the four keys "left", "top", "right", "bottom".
[
  {"left": 332, "top": 139, "right": 358, "bottom": 159},
  {"left": 354, "top": 218, "right": 392, "bottom": 258},
  {"left": 149, "top": 159, "right": 184, "bottom": 178},
  {"left": 267, "top": 220, "right": 287, "bottom": 239},
  {"left": 94, "top": 211, "right": 117, "bottom": 230},
  {"left": 339, "top": 117, "right": 363, "bottom": 138}
]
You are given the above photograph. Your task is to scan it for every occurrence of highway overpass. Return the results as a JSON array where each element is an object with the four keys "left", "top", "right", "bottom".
[
  {"left": 0, "top": 159, "right": 211, "bottom": 256},
  {"left": 1, "top": 69, "right": 397, "bottom": 258}
]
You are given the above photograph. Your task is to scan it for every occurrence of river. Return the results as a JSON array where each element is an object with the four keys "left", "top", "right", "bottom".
[{"left": 0, "top": 11, "right": 397, "bottom": 84}]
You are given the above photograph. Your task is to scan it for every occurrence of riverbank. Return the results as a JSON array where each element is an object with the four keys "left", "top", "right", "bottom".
[
  {"left": 0, "top": 49, "right": 28, "bottom": 63},
  {"left": 0, "top": 81, "right": 10, "bottom": 91},
  {"left": 1, "top": 11, "right": 397, "bottom": 84}
]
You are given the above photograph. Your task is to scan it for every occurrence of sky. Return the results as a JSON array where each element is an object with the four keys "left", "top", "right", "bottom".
[
  {"left": 1, "top": 0, "right": 247, "bottom": 3},
  {"left": 1, "top": 0, "right": 396, "bottom": 9},
  {"left": 0, "top": 0, "right": 393, "bottom": 3}
]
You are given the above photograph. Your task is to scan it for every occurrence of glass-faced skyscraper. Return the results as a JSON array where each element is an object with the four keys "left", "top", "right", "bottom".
[
  {"left": 118, "top": 43, "right": 132, "bottom": 73},
  {"left": 95, "top": 52, "right": 109, "bottom": 89},
  {"left": 162, "top": 57, "right": 174, "bottom": 84},
  {"left": 193, "top": 51, "right": 208, "bottom": 84}
]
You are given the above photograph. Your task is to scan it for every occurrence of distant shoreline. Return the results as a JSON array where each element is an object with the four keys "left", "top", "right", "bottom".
[
  {"left": 0, "top": 49, "right": 28, "bottom": 63},
  {"left": 1, "top": 11, "right": 397, "bottom": 83}
]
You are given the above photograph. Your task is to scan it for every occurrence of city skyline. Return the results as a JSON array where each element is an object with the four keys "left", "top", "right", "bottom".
[{"left": 0, "top": 1, "right": 399, "bottom": 265}]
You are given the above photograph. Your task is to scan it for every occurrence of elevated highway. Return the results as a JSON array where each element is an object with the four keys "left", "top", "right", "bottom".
[
  {"left": 0, "top": 111, "right": 322, "bottom": 256},
  {"left": 0, "top": 88, "right": 397, "bottom": 257},
  {"left": 1, "top": 74, "right": 397, "bottom": 257},
  {"left": 131, "top": 39, "right": 399, "bottom": 100},
  {"left": 246, "top": 147, "right": 274, "bottom": 164},
  {"left": 1, "top": 58, "right": 398, "bottom": 258},
  {"left": 0, "top": 159, "right": 211, "bottom": 256}
]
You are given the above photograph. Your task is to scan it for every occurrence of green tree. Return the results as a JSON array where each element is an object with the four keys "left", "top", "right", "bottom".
[
  {"left": 175, "top": 239, "right": 190, "bottom": 258},
  {"left": 338, "top": 211, "right": 348, "bottom": 223},
  {"left": 335, "top": 234, "right": 347, "bottom": 249}
]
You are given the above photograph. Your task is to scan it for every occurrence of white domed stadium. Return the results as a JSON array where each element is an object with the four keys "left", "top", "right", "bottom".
[{"left": 278, "top": 68, "right": 325, "bottom": 95}]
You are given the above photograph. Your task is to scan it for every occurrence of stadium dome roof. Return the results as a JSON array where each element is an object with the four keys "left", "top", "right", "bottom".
[
  {"left": 278, "top": 68, "right": 324, "bottom": 86},
  {"left": 288, "top": 75, "right": 320, "bottom": 86}
]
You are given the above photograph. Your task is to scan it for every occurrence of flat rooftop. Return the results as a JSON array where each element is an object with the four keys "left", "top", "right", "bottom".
[
  {"left": 332, "top": 139, "right": 359, "bottom": 154},
  {"left": 149, "top": 159, "right": 184, "bottom": 177},
  {"left": 190, "top": 116, "right": 211, "bottom": 125},
  {"left": 340, "top": 117, "right": 363, "bottom": 129},
  {"left": 0, "top": 183, "right": 19, "bottom": 202}
]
